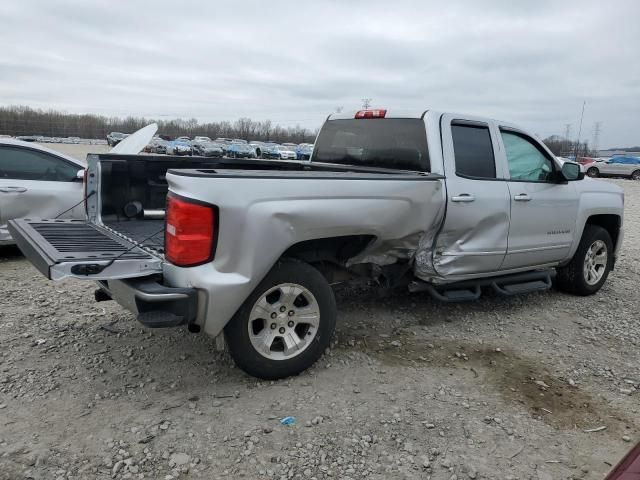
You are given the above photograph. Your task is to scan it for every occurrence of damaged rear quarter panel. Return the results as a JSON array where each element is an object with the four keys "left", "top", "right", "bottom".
[{"left": 164, "top": 171, "right": 446, "bottom": 336}]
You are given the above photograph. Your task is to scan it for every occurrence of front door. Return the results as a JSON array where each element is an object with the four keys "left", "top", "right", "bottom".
[
  {"left": 497, "top": 128, "right": 579, "bottom": 269},
  {"left": 434, "top": 115, "right": 511, "bottom": 277}
]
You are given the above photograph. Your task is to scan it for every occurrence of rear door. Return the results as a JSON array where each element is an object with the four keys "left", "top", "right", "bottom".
[
  {"left": 0, "top": 145, "right": 85, "bottom": 242},
  {"left": 497, "top": 127, "right": 578, "bottom": 269},
  {"left": 434, "top": 115, "right": 511, "bottom": 276}
]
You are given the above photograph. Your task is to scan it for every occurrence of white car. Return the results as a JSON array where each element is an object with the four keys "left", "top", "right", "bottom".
[
  {"left": 585, "top": 157, "right": 640, "bottom": 180},
  {"left": 277, "top": 145, "right": 297, "bottom": 160},
  {"left": 1, "top": 124, "right": 158, "bottom": 245},
  {"left": 0, "top": 139, "right": 86, "bottom": 245}
]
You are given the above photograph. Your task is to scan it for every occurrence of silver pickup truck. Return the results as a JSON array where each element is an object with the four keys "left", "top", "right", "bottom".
[{"left": 9, "top": 109, "right": 624, "bottom": 379}]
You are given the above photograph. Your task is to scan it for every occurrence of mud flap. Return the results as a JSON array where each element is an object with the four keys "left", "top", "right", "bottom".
[{"left": 8, "top": 218, "right": 162, "bottom": 281}]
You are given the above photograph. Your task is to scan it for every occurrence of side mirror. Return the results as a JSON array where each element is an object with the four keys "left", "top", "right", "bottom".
[
  {"left": 561, "top": 161, "right": 583, "bottom": 181},
  {"left": 75, "top": 169, "right": 85, "bottom": 181}
]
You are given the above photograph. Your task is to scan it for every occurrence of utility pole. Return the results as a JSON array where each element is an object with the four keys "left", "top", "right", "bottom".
[
  {"left": 563, "top": 123, "right": 572, "bottom": 155},
  {"left": 592, "top": 121, "right": 602, "bottom": 155},
  {"left": 574, "top": 101, "right": 586, "bottom": 159},
  {"left": 361, "top": 98, "right": 372, "bottom": 109}
]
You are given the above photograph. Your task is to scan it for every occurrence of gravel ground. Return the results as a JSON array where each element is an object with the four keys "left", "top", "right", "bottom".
[{"left": 1, "top": 178, "right": 639, "bottom": 480}]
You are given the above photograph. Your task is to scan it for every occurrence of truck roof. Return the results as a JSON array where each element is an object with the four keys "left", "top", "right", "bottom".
[
  {"left": 327, "top": 109, "right": 507, "bottom": 125},
  {"left": 327, "top": 109, "right": 430, "bottom": 120}
]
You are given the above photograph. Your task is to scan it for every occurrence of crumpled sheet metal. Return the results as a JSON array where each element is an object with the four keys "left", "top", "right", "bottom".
[
  {"left": 347, "top": 231, "right": 425, "bottom": 267},
  {"left": 430, "top": 210, "right": 510, "bottom": 278},
  {"left": 347, "top": 204, "right": 446, "bottom": 282}
]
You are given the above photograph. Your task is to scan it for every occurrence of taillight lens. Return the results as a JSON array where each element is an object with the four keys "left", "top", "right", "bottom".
[
  {"left": 165, "top": 194, "right": 217, "bottom": 267},
  {"left": 355, "top": 109, "right": 387, "bottom": 119}
]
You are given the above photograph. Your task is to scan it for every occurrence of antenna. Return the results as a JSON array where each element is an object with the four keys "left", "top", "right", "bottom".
[{"left": 361, "top": 98, "right": 372, "bottom": 109}]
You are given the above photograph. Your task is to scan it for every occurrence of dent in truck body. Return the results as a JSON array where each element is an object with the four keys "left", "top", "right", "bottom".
[
  {"left": 431, "top": 208, "right": 511, "bottom": 276},
  {"left": 165, "top": 170, "right": 446, "bottom": 337}
]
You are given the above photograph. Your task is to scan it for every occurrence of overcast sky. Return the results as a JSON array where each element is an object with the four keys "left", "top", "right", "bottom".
[{"left": 0, "top": 0, "right": 638, "bottom": 147}]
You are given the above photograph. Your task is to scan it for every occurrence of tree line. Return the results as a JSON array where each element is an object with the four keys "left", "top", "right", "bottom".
[
  {"left": 542, "top": 135, "right": 594, "bottom": 157},
  {"left": 0, "top": 105, "right": 318, "bottom": 144}
]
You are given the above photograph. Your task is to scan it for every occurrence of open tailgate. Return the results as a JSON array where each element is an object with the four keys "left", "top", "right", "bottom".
[{"left": 8, "top": 218, "right": 162, "bottom": 280}]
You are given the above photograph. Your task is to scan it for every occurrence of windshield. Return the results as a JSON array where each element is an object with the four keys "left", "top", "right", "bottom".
[{"left": 313, "top": 118, "right": 429, "bottom": 171}]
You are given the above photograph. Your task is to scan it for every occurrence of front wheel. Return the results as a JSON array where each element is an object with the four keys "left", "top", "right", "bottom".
[
  {"left": 586, "top": 166, "right": 599, "bottom": 178},
  {"left": 631, "top": 170, "right": 640, "bottom": 181},
  {"left": 555, "top": 225, "right": 613, "bottom": 295},
  {"left": 225, "top": 258, "right": 336, "bottom": 379}
]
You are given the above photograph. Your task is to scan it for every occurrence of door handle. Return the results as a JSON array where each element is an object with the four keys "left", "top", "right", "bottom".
[
  {"left": 514, "top": 193, "right": 531, "bottom": 202},
  {"left": 451, "top": 194, "right": 475, "bottom": 203},
  {"left": 0, "top": 186, "right": 28, "bottom": 193}
]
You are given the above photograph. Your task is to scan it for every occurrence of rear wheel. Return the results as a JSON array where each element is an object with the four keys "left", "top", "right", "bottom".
[
  {"left": 555, "top": 225, "right": 613, "bottom": 295},
  {"left": 631, "top": 170, "right": 640, "bottom": 180},
  {"left": 225, "top": 258, "right": 336, "bottom": 379},
  {"left": 586, "top": 166, "right": 599, "bottom": 178}
]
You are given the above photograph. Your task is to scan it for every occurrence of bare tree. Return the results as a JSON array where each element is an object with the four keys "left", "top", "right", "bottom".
[{"left": 0, "top": 105, "right": 318, "bottom": 144}]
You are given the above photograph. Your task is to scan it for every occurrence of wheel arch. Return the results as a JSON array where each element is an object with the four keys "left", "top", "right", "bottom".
[
  {"left": 585, "top": 214, "right": 621, "bottom": 250},
  {"left": 281, "top": 234, "right": 376, "bottom": 266}
]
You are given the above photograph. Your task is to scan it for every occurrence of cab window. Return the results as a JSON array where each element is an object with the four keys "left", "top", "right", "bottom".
[
  {"left": 500, "top": 131, "right": 555, "bottom": 182},
  {"left": 451, "top": 123, "right": 496, "bottom": 179}
]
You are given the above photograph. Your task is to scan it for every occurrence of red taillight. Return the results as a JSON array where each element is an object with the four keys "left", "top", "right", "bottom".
[
  {"left": 165, "top": 194, "right": 217, "bottom": 267},
  {"left": 355, "top": 109, "right": 387, "bottom": 119}
]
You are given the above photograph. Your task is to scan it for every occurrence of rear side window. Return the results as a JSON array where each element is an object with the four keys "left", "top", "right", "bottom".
[
  {"left": 0, "top": 146, "right": 79, "bottom": 181},
  {"left": 451, "top": 123, "right": 496, "bottom": 179},
  {"left": 313, "top": 118, "right": 430, "bottom": 171}
]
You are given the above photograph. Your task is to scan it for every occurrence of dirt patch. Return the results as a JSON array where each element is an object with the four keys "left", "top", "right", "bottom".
[{"left": 350, "top": 336, "right": 633, "bottom": 433}]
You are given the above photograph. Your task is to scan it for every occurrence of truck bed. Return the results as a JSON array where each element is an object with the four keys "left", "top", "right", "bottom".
[
  {"left": 92, "top": 155, "right": 439, "bottom": 252},
  {"left": 104, "top": 220, "right": 165, "bottom": 252}
]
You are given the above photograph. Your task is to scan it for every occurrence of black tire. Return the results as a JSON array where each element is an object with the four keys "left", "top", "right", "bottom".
[
  {"left": 631, "top": 170, "right": 640, "bottom": 181},
  {"left": 224, "top": 258, "right": 336, "bottom": 379},
  {"left": 586, "top": 166, "right": 599, "bottom": 178},
  {"left": 555, "top": 225, "right": 613, "bottom": 296}
]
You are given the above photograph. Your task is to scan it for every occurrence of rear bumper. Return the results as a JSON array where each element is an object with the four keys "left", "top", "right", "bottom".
[{"left": 99, "top": 277, "right": 198, "bottom": 328}]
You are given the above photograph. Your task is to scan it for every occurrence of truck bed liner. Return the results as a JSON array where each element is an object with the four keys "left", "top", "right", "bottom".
[{"left": 104, "top": 220, "right": 165, "bottom": 252}]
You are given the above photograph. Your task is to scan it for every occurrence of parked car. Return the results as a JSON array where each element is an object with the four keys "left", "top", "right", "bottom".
[
  {"left": 193, "top": 136, "right": 212, "bottom": 144},
  {"left": 8, "top": 108, "right": 623, "bottom": 381},
  {"left": 0, "top": 139, "right": 86, "bottom": 245},
  {"left": 16, "top": 135, "right": 39, "bottom": 142},
  {"left": 585, "top": 155, "right": 640, "bottom": 180},
  {"left": 260, "top": 143, "right": 281, "bottom": 159},
  {"left": 296, "top": 143, "right": 314, "bottom": 160},
  {"left": 276, "top": 145, "right": 297, "bottom": 160},
  {"left": 166, "top": 139, "right": 192, "bottom": 156},
  {"left": 192, "top": 141, "right": 224, "bottom": 158},
  {"left": 226, "top": 143, "right": 254, "bottom": 158},
  {"left": 249, "top": 141, "right": 265, "bottom": 158},
  {"left": 144, "top": 137, "right": 168, "bottom": 154},
  {"left": 153, "top": 139, "right": 168, "bottom": 154},
  {"left": 107, "top": 132, "right": 127, "bottom": 147}
]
